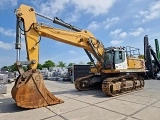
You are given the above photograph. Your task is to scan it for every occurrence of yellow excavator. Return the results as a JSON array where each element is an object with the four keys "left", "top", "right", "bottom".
[{"left": 12, "top": 4, "right": 145, "bottom": 108}]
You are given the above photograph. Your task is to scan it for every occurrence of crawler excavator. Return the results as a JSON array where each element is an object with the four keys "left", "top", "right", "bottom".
[{"left": 12, "top": 4, "right": 145, "bottom": 108}]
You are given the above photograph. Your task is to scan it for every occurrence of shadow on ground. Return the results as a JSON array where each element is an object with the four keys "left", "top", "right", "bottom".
[
  {"left": 0, "top": 97, "right": 26, "bottom": 113},
  {"left": 51, "top": 88, "right": 110, "bottom": 98}
]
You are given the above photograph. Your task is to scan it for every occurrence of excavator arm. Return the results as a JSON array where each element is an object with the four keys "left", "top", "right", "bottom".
[
  {"left": 15, "top": 4, "right": 104, "bottom": 70},
  {"left": 12, "top": 4, "right": 105, "bottom": 108}
]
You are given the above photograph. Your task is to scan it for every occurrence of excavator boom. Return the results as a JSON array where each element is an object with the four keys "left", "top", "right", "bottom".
[{"left": 12, "top": 4, "right": 105, "bottom": 108}]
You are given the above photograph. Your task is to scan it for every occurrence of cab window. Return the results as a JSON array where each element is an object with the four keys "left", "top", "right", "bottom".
[{"left": 115, "top": 51, "right": 125, "bottom": 64}]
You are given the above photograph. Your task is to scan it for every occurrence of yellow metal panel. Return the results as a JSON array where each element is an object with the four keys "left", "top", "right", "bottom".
[
  {"left": 101, "top": 69, "right": 120, "bottom": 73},
  {"left": 16, "top": 4, "right": 39, "bottom": 69},
  {"left": 128, "top": 58, "right": 135, "bottom": 68},
  {"left": 127, "top": 57, "right": 144, "bottom": 69}
]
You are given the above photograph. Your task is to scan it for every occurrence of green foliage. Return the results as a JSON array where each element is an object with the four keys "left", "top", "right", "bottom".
[
  {"left": 8, "top": 64, "right": 17, "bottom": 72},
  {"left": 57, "top": 61, "right": 66, "bottom": 67},
  {"left": 22, "top": 66, "right": 28, "bottom": 72},
  {"left": 1, "top": 60, "right": 79, "bottom": 72},
  {"left": 138, "top": 54, "right": 144, "bottom": 59},
  {"left": 1, "top": 64, "right": 28, "bottom": 72},
  {"left": 42, "top": 60, "right": 55, "bottom": 69},
  {"left": 87, "top": 61, "right": 94, "bottom": 65},
  {"left": 1, "top": 66, "right": 9, "bottom": 71},
  {"left": 68, "top": 63, "right": 74, "bottom": 66},
  {"left": 37, "top": 63, "right": 43, "bottom": 70}
]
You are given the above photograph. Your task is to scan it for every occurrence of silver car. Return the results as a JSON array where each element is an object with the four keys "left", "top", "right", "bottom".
[{"left": 156, "top": 72, "right": 160, "bottom": 80}]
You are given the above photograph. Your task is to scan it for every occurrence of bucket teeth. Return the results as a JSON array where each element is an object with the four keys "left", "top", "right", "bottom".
[{"left": 11, "top": 69, "right": 64, "bottom": 108}]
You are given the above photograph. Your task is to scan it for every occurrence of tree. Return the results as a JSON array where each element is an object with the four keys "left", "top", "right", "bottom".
[
  {"left": 22, "top": 66, "right": 28, "bottom": 71},
  {"left": 87, "top": 61, "right": 94, "bottom": 65},
  {"left": 42, "top": 60, "right": 55, "bottom": 69},
  {"left": 1, "top": 66, "right": 8, "bottom": 71},
  {"left": 68, "top": 63, "right": 74, "bottom": 66},
  {"left": 57, "top": 61, "right": 66, "bottom": 67},
  {"left": 37, "top": 63, "right": 43, "bottom": 70},
  {"left": 138, "top": 54, "right": 144, "bottom": 59},
  {"left": 8, "top": 64, "right": 17, "bottom": 72}
]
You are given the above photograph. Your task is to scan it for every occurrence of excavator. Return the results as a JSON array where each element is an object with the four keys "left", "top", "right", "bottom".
[{"left": 12, "top": 4, "right": 145, "bottom": 108}]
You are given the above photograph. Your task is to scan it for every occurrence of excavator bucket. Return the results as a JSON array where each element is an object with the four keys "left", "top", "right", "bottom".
[{"left": 11, "top": 69, "right": 64, "bottom": 108}]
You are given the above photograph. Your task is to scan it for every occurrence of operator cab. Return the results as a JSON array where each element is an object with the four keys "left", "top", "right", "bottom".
[{"left": 103, "top": 47, "right": 127, "bottom": 70}]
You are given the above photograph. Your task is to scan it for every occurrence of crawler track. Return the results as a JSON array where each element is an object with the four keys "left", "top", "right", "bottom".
[
  {"left": 74, "top": 75, "right": 95, "bottom": 91},
  {"left": 75, "top": 74, "right": 144, "bottom": 96},
  {"left": 102, "top": 75, "right": 145, "bottom": 96}
]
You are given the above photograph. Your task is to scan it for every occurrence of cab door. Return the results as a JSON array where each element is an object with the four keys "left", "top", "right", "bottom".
[{"left": 114, "top": 51, "right": 127, "bottom": 69}]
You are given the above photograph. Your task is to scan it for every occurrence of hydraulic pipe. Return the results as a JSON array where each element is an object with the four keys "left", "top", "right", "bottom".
[
  {"left": 53, "top": 17, "right": 82, "bottom": 32},
  {"left": 35, "top": 12, "right": 53, "bottom": 21},
  {"left": 15, "top": 17, "right": 21, "bottom": 61},
  {"left": 35, "top": 12, "right": 82, "bottom": 32}
]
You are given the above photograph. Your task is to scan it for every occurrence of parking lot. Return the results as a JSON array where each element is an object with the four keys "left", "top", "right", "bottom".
[{"left": 0, "top": 79, "right": 160, "bottom": 120}]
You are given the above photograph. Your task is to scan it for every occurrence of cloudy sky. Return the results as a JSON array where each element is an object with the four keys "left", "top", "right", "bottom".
[{"left": 0, "top": 0, "right": 160, "bottom": 68}]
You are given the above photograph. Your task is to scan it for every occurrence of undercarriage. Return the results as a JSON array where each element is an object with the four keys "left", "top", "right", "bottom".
[{"left": 74, "top": 74, "right": 145, "bottom": 96}]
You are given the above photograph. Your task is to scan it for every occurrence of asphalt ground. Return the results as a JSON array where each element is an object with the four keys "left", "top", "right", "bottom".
[{"left": 0, "top": 79, "right": 160, "bottom": 120}]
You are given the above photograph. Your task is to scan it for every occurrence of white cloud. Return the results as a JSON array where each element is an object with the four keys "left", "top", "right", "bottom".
[
  {"left": 135, "top": 1, "right": 160, "bottom": 22},
  {"left": 110, "top": 29, "right": 122, "bottom": 36},
  {"left": 35, "top": 0, "right": 116, "bottom": 17},
  {"left": 65, "top": 12, "right": 80, "bottom": 23},
  {"left": 0, "top": 0, "right": 17, "bottom": 9},
  {"left": 119, "top": 32, "right": 127, "bottom": 38},
  {"left": 103, "top": 17, "right": 120, "bottom": 29},
  {"left": 0, "top": 41, "right": 13, "bottom": 50},
  {"left": 69, "top": 50, "right": 77, "bottom": 54},
  {"left": 110, "top": 29, "right": 125, "bottom": 45},
  {"left": 71, "top": 0, "right": 116, "bottom": 16},
  {"left": 87, "top": 21, "right": 99, "bottom": 30},
  {"left": 129, "top": 27, "right": 144, "bottom": 37},
  {"left": 0, "top": 27, "right": 15, "bottom": 37},
  {"left": 111, "top": 27, "right": 144, "bottom": 39},
  {"left": 110, "top": 40, "right": 123, "bottom": 45},
  {"left": 39, "top": 0, "right": 70, "bottom": 17},
  {"left": 110, "top": 29, "right": 127, "bottom": 38}
]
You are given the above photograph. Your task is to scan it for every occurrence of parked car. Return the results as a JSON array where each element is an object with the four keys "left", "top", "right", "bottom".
[{"left": 156, "top": 71, "right": 160, "bottom": 80}]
